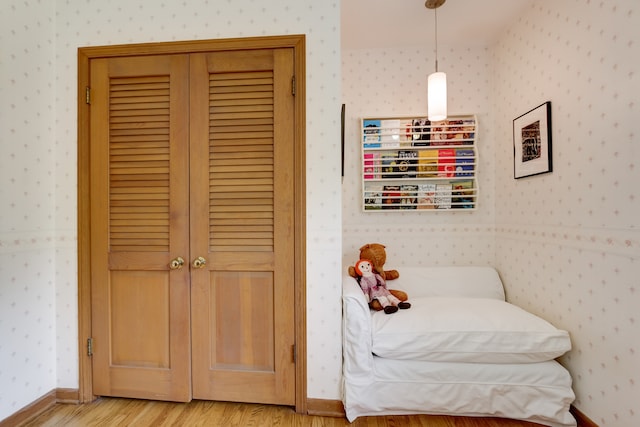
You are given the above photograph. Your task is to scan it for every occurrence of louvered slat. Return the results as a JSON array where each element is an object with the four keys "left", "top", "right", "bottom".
[
  {"left": 109, "top": 76, "right": 170, "bottom": 252},
  {"left": 209, "top": 71, "right": 275, "bottom": 252}
]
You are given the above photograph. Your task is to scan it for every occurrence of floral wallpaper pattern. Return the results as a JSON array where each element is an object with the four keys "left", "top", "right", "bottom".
[
  {"left": 342, "top": 1, "right": 639, "bottom": 426},
  {"left": 493, "top": 2, "right": 639, "bottom": 426},
  {"left": 341, "top": 45, "right": 496, "bottom": 269},
  {"left": 1, "top": 0, "right": 638, "bottom": 426},
  {"left": 1, "top": 0, "right": 341, "bottom": 421}
]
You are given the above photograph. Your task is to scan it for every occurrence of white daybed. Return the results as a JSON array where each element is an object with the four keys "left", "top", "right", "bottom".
[{"left": 342, "top": 266, "right": 576, "bottom": 426}]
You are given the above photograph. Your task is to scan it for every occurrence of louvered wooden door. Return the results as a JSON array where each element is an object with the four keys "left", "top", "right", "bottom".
[
  {"left": 189, "top": 50, "right": 295, "bottom": 404},
  {"left": 90, "top": 54, "right": 192, "bottom": 401},
  {"left": 89, "top": 47, "right": 296, "bottom": 405}
]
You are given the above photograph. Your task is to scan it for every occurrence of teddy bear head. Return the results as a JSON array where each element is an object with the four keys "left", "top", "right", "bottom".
[{"left": 358, "top": 243, "right": 388, "bottom": 277}]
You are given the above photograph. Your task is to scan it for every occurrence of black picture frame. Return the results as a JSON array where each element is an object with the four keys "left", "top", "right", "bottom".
[
  {"left": 513, "top": 101, "right": 552, "bottom": 179},
  {"left": 341, "top": 104, "right": 345, "bottom": 178}
]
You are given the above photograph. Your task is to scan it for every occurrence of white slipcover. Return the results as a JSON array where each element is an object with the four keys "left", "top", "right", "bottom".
[{"left": 342, "top": 266, "right": 576, "bottom": 426}]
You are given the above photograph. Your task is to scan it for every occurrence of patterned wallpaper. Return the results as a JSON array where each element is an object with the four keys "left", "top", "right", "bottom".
[
  {"left": 342, "top": 1, "right": 639, "bottom": 426},
  {"left": 0, "top": 0, "right": 342, "bottom": 421},
  {"left": 0, "top": 0, "right": 58, "bottom": 418},
  {"left": 341, "top": 46, "right": 497, "bottom": 268},
  {"left": 493, "top": 2, "right": 639, "bottom": 426},
  {"left": 2, "top": 0, "right": 638, "bottom": 425}
]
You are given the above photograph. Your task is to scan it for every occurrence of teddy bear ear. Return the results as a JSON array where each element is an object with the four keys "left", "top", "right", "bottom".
[{"left": 359, "top": 243, "right": 371, "bottom": 251}]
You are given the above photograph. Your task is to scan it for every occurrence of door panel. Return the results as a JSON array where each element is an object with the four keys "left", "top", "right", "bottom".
[
  {"left": 190, "top": 49, "right": 296, "bottom": 404},
  {"left": 109, "top": 271, "right": 170, "bottom": 368},
  {"left": 209, "top": 271, "right": 274, "bottom": 370},
  {"left": 90, "top": 55, "right": 191, "bottom": 402}
]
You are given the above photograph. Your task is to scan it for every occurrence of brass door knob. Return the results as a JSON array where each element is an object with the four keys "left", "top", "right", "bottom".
[
  {"left": 169, "top": 257, "right": 185, "bottom": 270},
  {"left": 192, "top": 256, "right": 207, "bottom": 269}
]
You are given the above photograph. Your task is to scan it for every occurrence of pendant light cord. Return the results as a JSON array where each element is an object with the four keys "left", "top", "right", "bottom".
[{"left": 434, "top": 7, "right": 439, "bottom": 72}]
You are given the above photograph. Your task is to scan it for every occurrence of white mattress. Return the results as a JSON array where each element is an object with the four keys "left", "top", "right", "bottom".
[
  {"left": 370, "top": 296, "right": 572, "bottom": 363},
  {"left": 343, "top": 357, "right": 576, "bottom": 427}
]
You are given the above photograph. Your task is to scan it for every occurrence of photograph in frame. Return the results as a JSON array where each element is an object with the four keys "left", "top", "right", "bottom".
[{"left": 513, "top": 101, "right": 552, "bottom": 179}]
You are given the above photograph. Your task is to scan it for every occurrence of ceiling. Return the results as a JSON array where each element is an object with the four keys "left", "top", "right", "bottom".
[{"left": 341, "top": 0, "right": 534, "bottom": 50}]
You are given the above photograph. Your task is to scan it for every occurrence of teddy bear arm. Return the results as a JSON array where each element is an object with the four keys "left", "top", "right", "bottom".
[
  {"left": 384, "top": 269, "right": 400, "bottom": 281},
  {"left": 347, "top": 266, "right": 358, "bottom": 278}
]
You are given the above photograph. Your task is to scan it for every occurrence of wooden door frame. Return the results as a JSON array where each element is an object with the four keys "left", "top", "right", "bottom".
[{"left": 77, "top": 35, "right": 307, "bottom": 412}]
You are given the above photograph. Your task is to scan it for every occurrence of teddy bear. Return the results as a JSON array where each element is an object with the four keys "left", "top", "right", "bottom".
[
  {"left": 354, "top": 259, "right": 411, "bottom": 314},
  {"left": 348, "top": 243, "right": 409, "bottom": 311}
]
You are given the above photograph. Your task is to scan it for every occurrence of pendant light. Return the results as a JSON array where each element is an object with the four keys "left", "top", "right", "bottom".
[{"left": 426, "top": 0, "right": 447, "bottom": 121}]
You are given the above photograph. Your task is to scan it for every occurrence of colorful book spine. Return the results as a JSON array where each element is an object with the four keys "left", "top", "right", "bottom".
[
  {"left": 364, "top": 184, "right": 383, "bottom": 210},
  {"left": 382, "top": 185, "right": 402, "bottom": 209},
  {"left": 411, "top": 118, "right": 431, "bottom": 146},
  {"left": 435, "top": 183, "right": 452, "bottom": 209},
  {"left": 452, "top": 180, "right": 474, "bottom": 209},
  {"left": 363, "top": 119, "right": 381, "bottom": 148},
  {"left": 397, "top": 150, "right": 417, "bottom": 178},
  {"left": 438, "top": 148, "right": 456, "bottom": 177},
  {"left": 418, "top": 150, "right": 438, "bottom": 177},
  {"left": 417, "top": 183, "right": 436, "bottom": 209},
  {"left": 380, "top": 119, "right": 401, "bottom": 148},
  {"left": 455, "top": 149, "right": 474, "bottom": 177},
  {"left": 364, "top": 153, "right": 375, "bottom": 179},
  {"left": 381, "top": 153, "right": 397, "bottom": 178},
  {"left": 400, "top": 184, "right": 418, "bottom": 209}
]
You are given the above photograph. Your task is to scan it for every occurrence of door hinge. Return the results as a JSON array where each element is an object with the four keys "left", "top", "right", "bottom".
[
  {"left": 87, "top": 337, "right": 94, "bottom": 357},
  {"left": 291, "top": 76, "right": 296, "bottom": 96},
  {"left": 291, "top": 344, "right": 296, "bottom": 363},
  {"left": 85, "top": 86, "right": 91, "bottom": 105}
]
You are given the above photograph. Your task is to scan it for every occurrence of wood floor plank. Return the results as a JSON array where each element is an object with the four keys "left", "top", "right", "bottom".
[{"left": 20, "top": 397, "right": 543, "bottom": 427}]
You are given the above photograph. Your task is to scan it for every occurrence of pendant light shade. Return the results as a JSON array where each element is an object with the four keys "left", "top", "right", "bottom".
[
  {"left": 426, "top": 0, "right": 447, "bottom": 122},
  {"left": 428, "top": 71, "right": 447, "bottom": 121}
]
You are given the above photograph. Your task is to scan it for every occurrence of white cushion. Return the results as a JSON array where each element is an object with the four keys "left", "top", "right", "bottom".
[
  {"left": 371, "top": 297, "right": 571, "bottom": 363},
  {"left": 389, "top": 266, "right": 506, "bottom": 300}
]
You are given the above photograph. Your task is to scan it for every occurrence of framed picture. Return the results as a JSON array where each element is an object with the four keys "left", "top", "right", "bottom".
[
  {"left": 513, "top": 101, "right": 552, "bottom": 179},
  {"left": 341, "top": 104, "right": 345, "bottom": 178}
]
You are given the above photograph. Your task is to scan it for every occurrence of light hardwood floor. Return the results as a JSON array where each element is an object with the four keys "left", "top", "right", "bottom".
[{"left": 20, "top": 398, "right": 543, "bottom": 427}]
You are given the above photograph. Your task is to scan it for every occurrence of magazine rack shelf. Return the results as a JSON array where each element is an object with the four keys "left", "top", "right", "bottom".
[{"left": 361, "top": 115, "right": 478, "bottom": 211}]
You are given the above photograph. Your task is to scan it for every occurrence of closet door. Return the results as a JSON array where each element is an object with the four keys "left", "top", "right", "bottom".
[
  {"left": 189, "top": 49, "right": 296, "bottom": 404},
  {"left": 89, "top": 55, "right": 192, "bottom": 401}
]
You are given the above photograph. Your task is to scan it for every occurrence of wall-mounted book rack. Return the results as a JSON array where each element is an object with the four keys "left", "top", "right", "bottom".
[{"left": 361, "top": 115, "right": 478, "bottom": 211}]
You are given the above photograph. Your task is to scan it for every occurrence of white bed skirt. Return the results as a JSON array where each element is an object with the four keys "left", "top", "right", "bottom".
[{"left": 343, "top": 356, "right": 577, "bottom": 427}]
